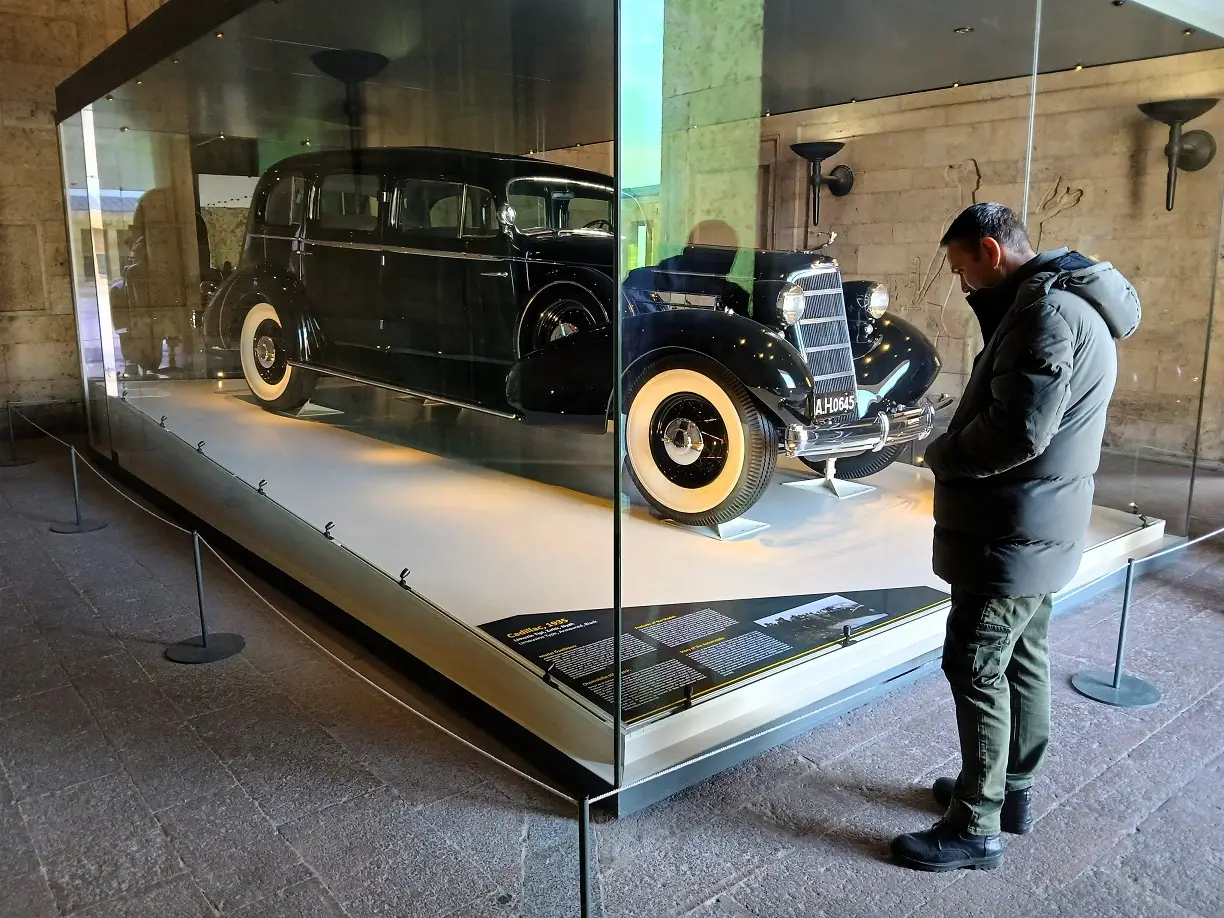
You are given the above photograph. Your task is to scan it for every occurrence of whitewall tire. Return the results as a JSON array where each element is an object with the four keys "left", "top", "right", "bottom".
[
  {"left": 239, "top": 302, "right": 317, "bottom": 413},
  {"left": 625, "top": 356, "right": 777, "bottom": 526}
]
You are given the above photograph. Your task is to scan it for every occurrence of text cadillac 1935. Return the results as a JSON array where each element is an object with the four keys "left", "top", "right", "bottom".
[{"left": 202, "top": 148, "right": 943, "bottom": 526}]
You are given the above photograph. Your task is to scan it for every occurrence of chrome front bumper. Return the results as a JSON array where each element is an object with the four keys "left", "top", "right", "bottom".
[{"left": 784, "top": 404, "right": 936, "bottom": 459}]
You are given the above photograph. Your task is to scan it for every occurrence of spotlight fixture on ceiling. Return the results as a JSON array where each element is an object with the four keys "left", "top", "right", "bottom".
[
  {"left": 954, "top": 26, "right": 974, "bottom": 34},
  {"left": 1138, "top": 97, "right": 1218, "bottom": 211},
  {"left": 791, "top": 141, "right": 855, "bottom": 226}
]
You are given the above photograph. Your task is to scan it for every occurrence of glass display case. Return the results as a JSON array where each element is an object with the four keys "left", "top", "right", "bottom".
[{"left": 55, "top": 0, "right": 1222, "bottom": 805}]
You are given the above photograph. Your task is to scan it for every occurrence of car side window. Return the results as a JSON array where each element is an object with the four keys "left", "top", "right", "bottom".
[
  {"left": 395, "top": 179, "right": 464, "bottom": 237},
  {"left": 462, "top": 186, "right": 498, "bottom": 237},
  {"left": 317, "top": 173, "right": 381, "bottom": 233},
  {"left": 263, "top": 174, "right": 305, "bottom": 228}
]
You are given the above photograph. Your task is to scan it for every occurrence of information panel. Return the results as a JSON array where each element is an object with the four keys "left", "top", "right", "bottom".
[{"left": 482, "top": 586, "right": 948, "bottom": 723}]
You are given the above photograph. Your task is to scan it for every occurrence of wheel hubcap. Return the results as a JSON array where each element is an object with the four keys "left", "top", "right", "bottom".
[
  {"left": 250, "top": 317, "right": 287, "bottom": 385},
  {"left": 536, "top": 299, "right": 597, "bottom": 350},
  {"left": 648, "top": 393, "right": 729, "bottom": 489},
  {"left": 254, "top": 335, "right": 277, "bottom": 369},
  {"left": 662, "top": 418, "right": 705, "bottom": 465},
  {"left": 549, "top": 321, "right": 580, "bottom": 342}
]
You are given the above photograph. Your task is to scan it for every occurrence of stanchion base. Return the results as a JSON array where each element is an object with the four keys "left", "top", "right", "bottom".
[
  {"left": 165, "top": 633, "right": 245, "bottom": 664},
  {"left": 1071, "top": 669, "right": 1161, "bottom": 708},
  {"left": 49, "top": 519, "right": 108, "bottom": 534},
  {"left": 0, "top": 457, "right": 34, "bottom": 467}
]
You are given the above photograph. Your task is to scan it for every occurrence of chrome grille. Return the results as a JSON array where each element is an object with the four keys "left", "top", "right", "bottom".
[{"left": 787, "top": 263, "right": 858, "bottom": 421}]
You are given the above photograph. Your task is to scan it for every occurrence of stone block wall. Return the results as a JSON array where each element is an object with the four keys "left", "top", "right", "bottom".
[
  {"left": 763, "top": 50, "right": 1224, "bottom": 463},
  {"left": 0, "top": 0, "right": 165, "bottom": 415}
]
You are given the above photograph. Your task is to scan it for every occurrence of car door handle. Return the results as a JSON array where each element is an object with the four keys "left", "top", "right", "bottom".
[{"left": 480, "top": 271, "right": 509, "bottom": 278}]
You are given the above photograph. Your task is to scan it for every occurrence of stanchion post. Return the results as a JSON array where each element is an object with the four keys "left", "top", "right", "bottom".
[
  {"left": 1072, "top": 558, "right": 1161, "bottom": 708},
  {"left": 1, "top": 402, "right": 34, "bottom": 468},
  {"left": 192, "top": 532, "right": 209, "bottom": 650},
  {"left": 50, "top": 447, "right": 108, "bottom": 534},
  {"left": 579, "top": 796, "right": 592, "bottom": 918},
  {"left": 165, "top": 532, "right": 246, "bottom": 664},
  {"left": 71, "top": 447, "right": 82, "bottom": 528},
  {"left": 1112, "top": 559, "right": 1136, "bottom": 689}
]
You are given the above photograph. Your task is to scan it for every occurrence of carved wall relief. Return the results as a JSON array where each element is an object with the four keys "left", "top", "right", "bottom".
[{"left": 1031, "top": 177, "right": 1085, "bottom": 251}]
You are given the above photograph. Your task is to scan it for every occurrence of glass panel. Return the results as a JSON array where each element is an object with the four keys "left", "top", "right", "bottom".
[
  {"left": 316, "top": 172, "right": 382, "bottom": 232},
  {"left": 616, "top": 0, "right": 1041, "bottom": 778},
  {"left": 462, "top": 186, "right": 498, "bottom": 236},
  {"left": 396, "top": 179, "right": 464, "bottom": 235},
  {"left": 59, "top": 0, "right": 620, "bottom": 811},
  {"left": 1033, "top": 5, "right": 1224, "bottom": 536}
]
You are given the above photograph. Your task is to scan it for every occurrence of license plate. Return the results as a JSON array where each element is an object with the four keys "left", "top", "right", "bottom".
[{"left": 811, "top": 394, "right": 856, "bottom": 417}]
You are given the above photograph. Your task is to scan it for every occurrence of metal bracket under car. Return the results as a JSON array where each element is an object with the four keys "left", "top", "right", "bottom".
[{"left": 783, "top": 457, "right": 874, "bottom": 500}]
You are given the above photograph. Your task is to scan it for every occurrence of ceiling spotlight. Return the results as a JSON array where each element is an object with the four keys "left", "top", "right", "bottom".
[
  {"left": 172, "top": 57, "right": 179, "bottom": 64},
  {"left": 1112, "top": 0, "right": 1125, "bottom": 5},
  {"left": 135, "top": 79, "right": 142, "bottom": 85},
  {"left": 119, "top": 126, "right": 129, "bottom": 132},
  {"left": 1075, "top": 64, "right": 1083, "bottom": 71},
  {"left": 301, "top": 138, "right": 311, "bottom": 146},
  {"left": 219, "top": 132, "right": 226, "bottom": 140},
  {"left": 954, "top": 26, "right": 974, "bottom": 34},
  {"left": 215, "top": 31, "right": 224, "bottom": 38},
  {"left": 105, "top": 94, "right": 114, "bottom": 101},
  {"left": 1185, "top": 28, "right": 1195, "bottom": 36},
  {"left": 952, "top": 82, "right": 960, "bottom": 88}
]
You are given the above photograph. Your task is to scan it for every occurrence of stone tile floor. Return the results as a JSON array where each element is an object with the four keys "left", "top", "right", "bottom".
[{"left": 0, "top": 440, "right": 1222, "bottom": 917}]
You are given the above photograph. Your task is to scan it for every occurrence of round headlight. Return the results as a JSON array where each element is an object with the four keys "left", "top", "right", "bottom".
[
  {"left": 866, "top": 283, "right": 890, "bottom": 319},
  {"left": 778, "top": 283, "right": 806, "bottom": 326}
]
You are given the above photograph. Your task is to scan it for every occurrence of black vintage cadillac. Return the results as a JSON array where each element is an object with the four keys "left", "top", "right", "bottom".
[{"left": 202, "top": 147, "right": 942, "bottom": 526}]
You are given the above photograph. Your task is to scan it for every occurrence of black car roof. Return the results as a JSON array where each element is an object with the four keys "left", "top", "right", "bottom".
[{"left": 266, "top": 146, "right": 613, "bottom": 189}]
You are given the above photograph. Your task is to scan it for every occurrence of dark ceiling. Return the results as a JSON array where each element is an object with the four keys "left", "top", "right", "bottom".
[
  {"left": 79, "top": 0, "right": 1221, "bottom": 155},
  {"left": 762, "top": 0, "right": 1223, "bottom": 114}
]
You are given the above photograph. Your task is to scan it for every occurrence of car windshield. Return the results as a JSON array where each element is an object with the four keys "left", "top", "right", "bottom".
[{"left": 507, "top": 179, "right": 614, "bottom": 235}]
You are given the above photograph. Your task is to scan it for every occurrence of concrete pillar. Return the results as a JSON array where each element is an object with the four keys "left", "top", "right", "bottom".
[{"left": 658, "top": 0, "right": 764, "bottom": 273}]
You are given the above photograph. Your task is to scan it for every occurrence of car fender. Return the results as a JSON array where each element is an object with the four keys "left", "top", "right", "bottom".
[
  {"left": 853, "top": 312, "right": 941, "bottom": 412},
  {"left": 206, "top": 264, "right": 328, "bottom": 364},
  {"left": 505, "top": 309, "right": 812, "bottom": 432}
]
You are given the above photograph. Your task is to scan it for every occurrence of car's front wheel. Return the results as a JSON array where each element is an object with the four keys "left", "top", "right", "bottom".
[
  {"left": 625, "top": 355, "right": 777, "bottom": 527},
  {"left": 239, "top": 302, "right": 318, "bottom": 414}
]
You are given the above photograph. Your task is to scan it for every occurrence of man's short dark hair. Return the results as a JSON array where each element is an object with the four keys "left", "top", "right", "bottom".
[{"left": 941, "top": 202, "right": 1031, "bottom": 251}]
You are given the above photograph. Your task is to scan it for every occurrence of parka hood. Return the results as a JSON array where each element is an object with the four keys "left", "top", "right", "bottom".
[{"left": 1023, "top": 253, "right": 1142, "bottom": 341}]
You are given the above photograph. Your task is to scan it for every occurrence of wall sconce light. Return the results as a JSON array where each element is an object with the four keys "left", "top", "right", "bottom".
[
  {"left": 1138, "top": 97, "right": 1218, "bottom": 211},
  {"left": 791, "top": 141, "right": 855, "bottom": 225}
]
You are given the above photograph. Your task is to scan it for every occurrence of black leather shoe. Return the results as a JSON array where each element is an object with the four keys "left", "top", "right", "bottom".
[
  {"left": 932, "top": 776, "right": 1034, "bottom": 835},
  {"left": 890, "top": 820, "right": 1003, "bottom": 872}
]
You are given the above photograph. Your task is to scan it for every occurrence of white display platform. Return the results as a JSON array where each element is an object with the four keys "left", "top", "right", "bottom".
[{"left": 109, "top": 379, "right": 1168, "bottom": 788}]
